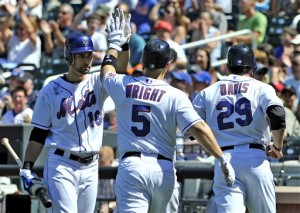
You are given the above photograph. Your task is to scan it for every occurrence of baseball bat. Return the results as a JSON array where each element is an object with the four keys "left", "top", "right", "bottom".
[{"left": 1, "top": 138, "right": 53, "bottom": 208}]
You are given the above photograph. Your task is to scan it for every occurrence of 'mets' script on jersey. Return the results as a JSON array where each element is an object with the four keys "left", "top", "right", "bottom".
[
  {"left": 31, "top": 73, "right": 107, "bottom": 152},
  {"left": 103, "top": 73, "right": 202, "bottom": 160},
  {"left": 193, "top": 74, "right": 283, "bottom": 147}
]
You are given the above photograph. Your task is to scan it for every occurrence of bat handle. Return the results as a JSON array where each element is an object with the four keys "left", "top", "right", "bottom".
[{"left": 36, "top": 188, "right": 52, "bottom": 208}]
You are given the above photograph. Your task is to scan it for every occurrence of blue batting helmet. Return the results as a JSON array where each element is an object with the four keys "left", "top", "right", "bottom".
[
  {"left": 64, "top": 32, "right": 94, "bottom": 65},
  {"left": 142, "top": 38, "right": 172, "bottom": 69},
  {"left": 227, "top": 44, "right": 257, "bottom": 74}
]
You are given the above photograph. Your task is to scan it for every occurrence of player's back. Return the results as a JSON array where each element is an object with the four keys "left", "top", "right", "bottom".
[
  {"left": 103, "top": 74, "right": 200, "bottom": 159},
  {"left": 193, "top": 74, "right": 283, "bottom": 147}
]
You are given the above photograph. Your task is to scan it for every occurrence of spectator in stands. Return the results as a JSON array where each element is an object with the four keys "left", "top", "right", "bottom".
[
  {"left": 115, "top": 2, "right": 143, "bottom": 67},
  {"left": 0, "top": 67, "right": 24, "bottom": 117},
  {"left": 255, "top": 0, "right": 277, "bottom": 15},
  {"left": 229, "top": 0, "right": 268, "bottom": 46},
  {"left": 253, "top": 63, "right": 269, "bottom": 83},
  {"left": 131, "top": 0, "right": 158, "bottom": 40},
  {"left": 281, "top": 85, "right": 300, "bottom": 139},
  {"left": 270, "top": 81, "right": 285, "bottom": 100},
  {"left": 275, "top": 0, "right": 300, "bottom": 16},
  {"left": 0, "top": 0, "right": 41, "bottom": 68},
  {"left": 282, "top": 85, "right": 298, "bottom": 111},
  {"left": 20, "top": 0, "right": 43, "bottom": 19},
  {"left": 169, "top": 71, "right": 192, "bottom": 96},
  {"left": 104, "top": 110, "right": 117, "bottom": 132},
  {"left": 0, "top": 0, "right": 17, "bottom": 16},
  {"left": 95, "top": 4, "right": 112, "bottom": 36},
  {"left": 200, "top": 0, "right": 228, "bottom": 34},
  {"left": 215, "top": 0, "right": 232, "bottom": 14},
  {"left": 291, "top": 34, "right": 300, "bottom": 53},
  {"left": 149, "top": 0, "right": 191, "bottom": 44},
  {"left": 274, "top": 27, "right": 298, "bottom": 76},
  {"left": 17, "top": 72, "right": 38, "bottom": 110},
  {"left": 41, "top": 3, "right": 74, "bottom": 59},
  {"left": 183, "top": 0, "right": 201, "bottom": 17},
  {"left": 154, "top": 20, "right": 188, "bottom": 68},
  {"left": 0, "top": 86, "right": 32, "bottom": 124},
  {"left": 284, "top": 55, "right": 300, "bottom": 123},
  {"left": 285, "top": 53, "right": 300, "bottom": 103},
  {"left": 189, "top": 11, "right": 222, "bottom": 64},
  {"left": 97, "top": 145, "right": 117, "bottom": 213},
  {"left": 189, "top": 47, "right": 211, "bottom": 71},
  {"left": 0, "top": 15, "right": 13, "bottom": 59},
  {"left": 86, "top": 0, "right": 118, "bottom": 16},
  {"left": 189, "top": 70, "right": 211, "bottom": 101}
]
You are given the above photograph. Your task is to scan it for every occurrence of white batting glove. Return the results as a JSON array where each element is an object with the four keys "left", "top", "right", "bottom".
[
  {"left": 123, "top": 13, "right": 132, "bottom": 44},
  {"left": 216, "top": 154, "right": 235, "bottom": 187},
  {"left": 106, "top": 8, "right": 129, "bottom": 51},
  {"left": 20, "top": 169, "right": 47, "bottom": 196}
]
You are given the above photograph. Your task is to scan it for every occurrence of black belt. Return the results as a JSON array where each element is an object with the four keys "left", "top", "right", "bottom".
[
  {"left": 221, "top": 144, "right": 265, "bottom": 151},
  {"left": 54, "top": 148, "right": 96, "bottom": 164},
  {"left": 122, "top": 152, "right": 172, "bottom": 162}
]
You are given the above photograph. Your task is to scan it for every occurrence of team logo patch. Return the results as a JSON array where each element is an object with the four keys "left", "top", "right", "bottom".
[
  {"left": 82, "top": 37, "right": 89, "bottom": 47},
  {"left": 106, "top": 73, "right": 117, "bottom": 79}
]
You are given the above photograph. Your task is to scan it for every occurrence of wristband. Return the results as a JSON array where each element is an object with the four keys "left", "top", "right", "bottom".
[
  {"left": 102, "top": 54, "right": 118, "bottom": 69},
  {"left": 121, "top": 43, "right": 129, "bottom": 51},
  {"left": 273, "top": 144, "right": 282, "bottom": 151},
  {"left": 22, "top": 161, "right": 34, "bottom": 170}
]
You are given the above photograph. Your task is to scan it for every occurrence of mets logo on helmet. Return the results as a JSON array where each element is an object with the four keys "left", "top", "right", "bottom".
[{"left": 82, "top": 37, "right": 89, "bottom": 46}]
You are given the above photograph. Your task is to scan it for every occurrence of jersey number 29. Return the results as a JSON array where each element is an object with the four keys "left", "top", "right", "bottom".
[{"left": 216, "top": 97, "right": 253, "bottom": 130}]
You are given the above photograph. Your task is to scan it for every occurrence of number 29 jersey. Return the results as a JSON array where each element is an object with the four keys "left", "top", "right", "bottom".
[{"left": 192, "top": 74, "right": 283, "bottom": 147}]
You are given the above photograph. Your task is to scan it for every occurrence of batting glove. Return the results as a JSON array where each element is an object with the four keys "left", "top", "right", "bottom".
[
  {"left": 20, "top": 169, "right": 47, "bottom": 196},
  {"left": 106, "top": 8, "right": 130, "bottom": 51},
  {"left": 216, "top": 154, "right": 235, "bottom": 187},
  {"left": 123, "top": 13, "right": 132, "bottom": 44}
]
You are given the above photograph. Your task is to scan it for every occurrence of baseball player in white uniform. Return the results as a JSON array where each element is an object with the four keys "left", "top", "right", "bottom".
[
  {"left": 193, "top": 44, "right": 286, "bottom": 213},
  {"left": 100, "top": 9, "right": 235, "bottom": 213},
  {"left": 19, "top": 32, "right": 108, "bottom": 213}
]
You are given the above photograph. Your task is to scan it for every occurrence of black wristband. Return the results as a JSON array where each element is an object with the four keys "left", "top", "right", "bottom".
[
  {"left": 102, "top": 54, "right": 118, "bottom": 69},
  {"left": 22, "top": 161, "right": 34, "bottom": 170},
  {"left": 273, "top": 144, "right": 282, "bottom": 151},
  {"left": 121, "top": 43, "right": 129, "bottom": 51}
]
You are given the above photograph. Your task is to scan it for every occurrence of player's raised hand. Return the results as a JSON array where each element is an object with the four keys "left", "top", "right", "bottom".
[
  {"left": 106, "top": 8, "right": 128, "bottom": 51},
  {"left": 217, "top": 154, "right": 235, "bottom": 187},
  {"left": 123, "top": 13, "right": 132, "bottom": 43}
]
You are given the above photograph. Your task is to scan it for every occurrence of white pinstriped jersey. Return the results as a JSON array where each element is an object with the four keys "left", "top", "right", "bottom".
[
  {"left": 31, "top": 72, "right": 107, "bottom": 153},
  {"left": 102, "top": 73, "right": 202, "bottom": 160},
  {"left": 192, "top": 74, "right": 283, "bottom": 147}
]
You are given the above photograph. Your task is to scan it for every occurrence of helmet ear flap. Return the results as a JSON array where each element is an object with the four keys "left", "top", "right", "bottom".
[
  {"left": 65, "top": 53, "right": 74, "bottom": 65},
  {"left": 64, "top": 42, "right": 74, "bottom": 65}
]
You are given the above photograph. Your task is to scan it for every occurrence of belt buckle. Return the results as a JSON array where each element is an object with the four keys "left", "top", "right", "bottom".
[{"left": 78, "top": 155, "right": 94, "bottom": 164}]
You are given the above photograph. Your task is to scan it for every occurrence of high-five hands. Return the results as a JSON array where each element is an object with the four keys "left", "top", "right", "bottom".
[
  {"left": 106, "top": 8, "right": 132, "bottom": 51},
  {"left": 216, "top": 154, "right": 235, "bottom": 187}
]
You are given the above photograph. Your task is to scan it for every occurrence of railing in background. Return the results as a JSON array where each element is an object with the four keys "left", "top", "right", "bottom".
[{"left": 180, "top": 29, "right": 256, "bottom": 68}]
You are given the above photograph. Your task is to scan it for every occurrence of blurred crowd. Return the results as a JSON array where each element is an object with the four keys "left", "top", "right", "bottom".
[{"left": 0, "top": 0, "right": 300, "bottom": 161}]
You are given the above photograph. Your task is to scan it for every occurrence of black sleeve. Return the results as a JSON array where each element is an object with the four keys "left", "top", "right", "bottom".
[
  {"left": 266, "top": 105, "right": 286, "bottom": 130},
  {"left": 29, "top": 127, "right": 49, "bottom": 145}
]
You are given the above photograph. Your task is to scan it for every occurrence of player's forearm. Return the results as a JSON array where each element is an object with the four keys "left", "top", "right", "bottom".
[
  {"left": 271, "top": 129, "right": 285, "bottom": 149},
  {"left": 101, "top": 48, "right": 119, "bottom": 79},
  {"left": 24, "top": 140, "right": 44, "bottom": 164},
  {"left": 117, "top": 49, "right": 130, "bottom": 73},
  {"left": 188, "top": 121, "right": 223, "bottom": 158}
]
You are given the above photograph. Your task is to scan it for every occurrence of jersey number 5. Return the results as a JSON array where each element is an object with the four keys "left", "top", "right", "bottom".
[
  {"left": 216, "top": 97, "right": 253, "bottom": 130},
  {"left": 131, "top": 104, "right": 151, "bottom": 137}
]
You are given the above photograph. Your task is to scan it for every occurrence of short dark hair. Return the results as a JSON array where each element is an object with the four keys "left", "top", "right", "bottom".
[{"left": 11, "top": 86, "right": 27, "bottom": 97}]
